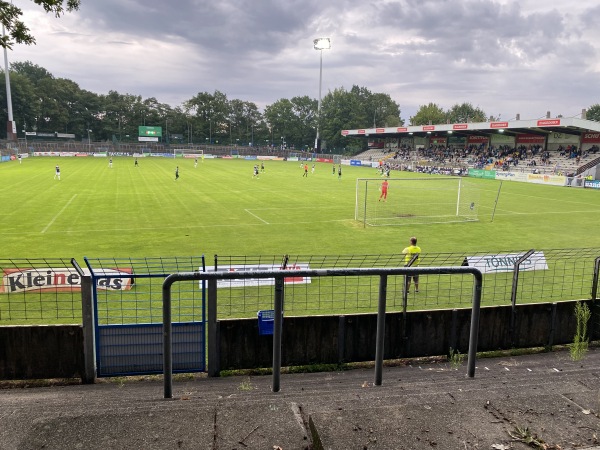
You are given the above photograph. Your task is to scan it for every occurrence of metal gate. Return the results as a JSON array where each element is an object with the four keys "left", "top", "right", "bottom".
[{"left": 85, "top": 256, "right": 206, "bottom": 377}]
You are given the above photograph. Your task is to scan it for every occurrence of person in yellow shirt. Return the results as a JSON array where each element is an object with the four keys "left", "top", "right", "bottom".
[{"left": 402, "top": 236, "right": 421, "bottom": 293}]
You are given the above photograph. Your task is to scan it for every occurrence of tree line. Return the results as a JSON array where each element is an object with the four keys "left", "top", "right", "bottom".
[{"left": 1, "top": 61, "right": 598, "bottom": 153}]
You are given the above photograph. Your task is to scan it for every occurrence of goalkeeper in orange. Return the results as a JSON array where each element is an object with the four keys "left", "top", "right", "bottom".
[{"left": 379, "top": 179, "right": 389, "bottom": 202}]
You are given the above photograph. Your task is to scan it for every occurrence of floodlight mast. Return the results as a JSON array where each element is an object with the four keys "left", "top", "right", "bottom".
[{"left": 313, "top": 37, "right": 331, "bottom": 153}]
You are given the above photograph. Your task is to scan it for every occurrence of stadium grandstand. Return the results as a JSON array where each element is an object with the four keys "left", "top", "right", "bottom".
[{"left": 343, "top": 113, "right": 600, "bottom": 181}]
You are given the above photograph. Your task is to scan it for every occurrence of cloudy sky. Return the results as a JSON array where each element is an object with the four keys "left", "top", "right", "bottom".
[{"left": 12, "top": 0, "right": 600, "bottom": 124}]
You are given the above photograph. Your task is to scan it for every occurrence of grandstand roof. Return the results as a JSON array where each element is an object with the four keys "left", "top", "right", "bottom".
[{"left": 341, "top": 117, "right": 600, "bottom": 140}]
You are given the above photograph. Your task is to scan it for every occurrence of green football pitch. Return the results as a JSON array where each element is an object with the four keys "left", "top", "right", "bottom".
[{"left": 1, "top": 155, "right": 600, "bottom": 258}]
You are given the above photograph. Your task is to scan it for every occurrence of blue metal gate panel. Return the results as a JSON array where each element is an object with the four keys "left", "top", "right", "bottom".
[
  {"left": 97, "top": 322, "right": 205, "bottom": 376},
  {"left": 85, "top": 256, "right": 207, "bottom": 378}
]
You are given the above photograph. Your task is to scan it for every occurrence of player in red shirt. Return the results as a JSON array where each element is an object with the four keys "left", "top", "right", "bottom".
[{"left": 379, "top": 179, "right": 389, "bottom": 202}]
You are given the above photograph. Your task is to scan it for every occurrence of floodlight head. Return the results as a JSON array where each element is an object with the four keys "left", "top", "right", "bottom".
[{"left": 313, "top": 38, "right": 331, "bottom": 50}]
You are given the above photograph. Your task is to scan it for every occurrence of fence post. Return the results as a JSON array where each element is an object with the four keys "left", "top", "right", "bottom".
[
  {"left": 163, "top": 276, "right": 174, "bottom": 399},
  {"left": 72, "top": 258, "right": 96, "bottom": 384},
  {"left": 467, "top": 270, "right": 483, "bottom": 378},
  {"left": 337, "top": 316, "right": 346, "bottom": 364},
  {"left": 207, "top": 278, "right": 219, "bottom": 377},
  {"left": 592, "top": 257, "right": 600, "bottom": 302},
  {"left": 374, "top": 274, "right": 388, "bottom": 386},
  {"left": 401, "top": 254, "right": 419, "bottom": 355},
  {"left": 272, "top": 276, "right": 284, "bottom": 392},
  {"left": 591, "top": 257, "right": 600, "bottom": 340},
  {"left": 510, "top": 249, "right": 535, "bottom": 346}
]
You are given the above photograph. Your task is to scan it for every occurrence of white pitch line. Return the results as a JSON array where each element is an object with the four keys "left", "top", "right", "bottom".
[
  {"left": 244, "top": 209, "right": 270, "bottom": 224},
  {"left": 492, "top": 209, "right": 600, "bottom": 216},
  {"left": 41, "top": 194, "right": 78, "bottom": 234},
  {"left": 3, "top": 218, "right": 354, "bottom": 236}
]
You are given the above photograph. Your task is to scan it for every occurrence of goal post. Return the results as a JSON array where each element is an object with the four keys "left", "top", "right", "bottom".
[{"left": 355, "top": 177, "right": 481, "bottom": 226}]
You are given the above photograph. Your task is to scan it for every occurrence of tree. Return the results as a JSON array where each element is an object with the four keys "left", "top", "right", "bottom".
[
  {"left": 184, "top": 90, "right": 230, "bottom": 143},
  {"left": 0, "top": 0, "right": 80, "bottom": 49},
  {"left": 409, "top": 103, "right": 447, "bottom": 126},
  {"left": 446, "top": 102, "right": 487, "bottom": 124},
  {"left": 370, "top": 92, "right": 401, "bottom": 128},
  {"left": 320, "top": 86, "right": 367, "bottom": 152},
  {"left": 586, "top": 104, "right": 600, "bottom": 122},
  {"left": 263, "top": 99, "right": 295, "bottom": 148}
]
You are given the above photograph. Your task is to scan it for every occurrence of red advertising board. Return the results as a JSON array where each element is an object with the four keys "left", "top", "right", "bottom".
[
  {"left": 467, "top": 135, "right": 489, "bottom": 144},
  {"left": 396, "top": 127, "right": 408, "bottom": 132},
  {"left": 376, "top": 128, "right": 385, "bottom": 133},
  {"left": 341, "top": 130, "right": 349, "bottom": 135},
  {"left": 582, "top": 132, "right": 600, "bottom": 143},
  {"left": 453, "top": 124, "right": 468, "bottom": 130},
  {"left": 422, "top": 125, "right": 435, "bottom": 131},
  {"left": 516, "top": 134, "right": 545, "bottom": 144},
  {"left": 537, "top": 119, "right": 560, "bottom": 126},
  {"left": 430, "top": 137, "right": 447, "bottom": 145},
  {"left": 490, "top": 122, "right": 508, "bottom": 129}
]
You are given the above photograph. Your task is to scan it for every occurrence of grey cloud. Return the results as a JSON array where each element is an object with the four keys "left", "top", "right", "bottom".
[
  {"left": 79, "top": 0, "right": 324, "bottom": 58},
  {"left": 374, "top": 0, "right": 571, "bottom": 66}
]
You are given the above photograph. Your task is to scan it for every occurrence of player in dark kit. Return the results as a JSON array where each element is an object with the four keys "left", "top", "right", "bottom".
[{"left": 175, "top": 166, "right": 179, "bottom": 180}]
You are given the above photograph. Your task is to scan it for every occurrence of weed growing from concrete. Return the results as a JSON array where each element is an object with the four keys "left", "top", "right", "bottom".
[
  {"left": 570, "top": 301, "right": 591, "bottom": 361},
  {"left": 448, "top": 348, "right": 464, "bottom": 369},
  {"left": 238, "top": 377, "right": 254, "bottom": 391}
]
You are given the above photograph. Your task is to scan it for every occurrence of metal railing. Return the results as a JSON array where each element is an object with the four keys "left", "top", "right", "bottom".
[
  {"left": 1, "top": 249, "right": 598, "bottom": 325},
  {"left": 211, "top": 249, "right": 600, "bottom": 317},
  {"left": 162, "top": 266, "right": 483, "bottom": 398}
]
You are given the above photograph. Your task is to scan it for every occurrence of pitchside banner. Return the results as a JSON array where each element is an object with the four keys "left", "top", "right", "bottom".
[
  {"left": 0, "top": 268, "right": 134, "bottom": 293},
  {"left": 585, "top": 180, "right": 600, "bottom": 189},
  {"left": 213, "top": 264, "right": 311, "bottom": 288},
  {"left": 495, "top": 171, "right": 528, "bottom": 182},
  {"left": 526, "top": 173, "right": 566, "bottom": 186},
  {"left": 465, "top": 252, "right": 548, "bottom": 274},
  {"left": 468, "top": 168, "right": 496, "bottom": 179}
]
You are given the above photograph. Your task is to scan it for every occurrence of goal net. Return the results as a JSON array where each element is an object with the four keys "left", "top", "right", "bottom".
[{"left": 355, "top": 177, "right": 481, "bottom": 226}]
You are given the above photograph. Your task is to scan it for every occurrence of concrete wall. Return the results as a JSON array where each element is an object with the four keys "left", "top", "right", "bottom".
[
  {"left": 0, "top": 325, "right": 84, "bottom": 379},
  {"left": 0, "top": 300, "right": 597, "bottom": 380},
  {"left": 217, "top": 300, "right": 598, "bottom": 370}
]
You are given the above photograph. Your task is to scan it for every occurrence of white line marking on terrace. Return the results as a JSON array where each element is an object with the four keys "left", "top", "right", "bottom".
[
  {"left": 244, "top": 209, "right": 270, "bottom": 224},
  {"left": 41, "top": 194, "right": 77, "bottom": 234}
]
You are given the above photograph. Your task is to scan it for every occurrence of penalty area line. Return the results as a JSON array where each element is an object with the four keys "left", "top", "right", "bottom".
[
  {"left": 41, "top": 194, "right": 78, "bottom": 234},
  {"left": 244, "top": 209, "right": 270, "bottom": 224}
]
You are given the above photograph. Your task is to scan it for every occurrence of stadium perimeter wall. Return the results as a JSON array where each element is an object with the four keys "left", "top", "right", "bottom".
[{"left": 1, "top": 300, "right": 597, "bottom": 380}]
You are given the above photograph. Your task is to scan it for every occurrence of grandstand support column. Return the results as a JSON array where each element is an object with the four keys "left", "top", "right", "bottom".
[{"left": 313, "top": 38, "right": 331, "bottom": 152}]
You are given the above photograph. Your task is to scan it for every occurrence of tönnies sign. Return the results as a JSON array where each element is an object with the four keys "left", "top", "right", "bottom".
[
  {"left": 215, "top": 264, "right": 311, "bottom": 288},
  {"left": 0, "top": 268, "right": 134, "bottom": 294},
  {"left": 465, "top": 252, "right": 548, "bottom": 274}
]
